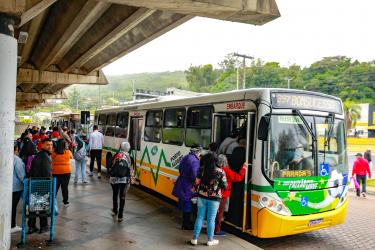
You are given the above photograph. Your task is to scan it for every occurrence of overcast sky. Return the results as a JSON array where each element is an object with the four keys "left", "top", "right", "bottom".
[{"left": 103, "top": 0, "right": 375, "bottom": 76}]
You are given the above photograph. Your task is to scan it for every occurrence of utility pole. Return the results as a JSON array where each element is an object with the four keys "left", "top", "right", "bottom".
[
  {"left": 132, "top": 80, "right": 136, "bottom": 101},
  {"left": 285, "top": 77, "right": 293, "bottom": 89},
  {"left": 98, "top": 85, "right": 101, "bottom": 109},
  {"left": 233, "top": 53, "right": 254, "bottom": 89}
]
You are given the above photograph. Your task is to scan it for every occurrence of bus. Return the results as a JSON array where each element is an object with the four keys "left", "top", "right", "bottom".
[
  {"left": 94, "top": 88, "right": 348, "bottom": 238},
  {"left": 51, "top": 113, "right": 93, "bottom": 133}
]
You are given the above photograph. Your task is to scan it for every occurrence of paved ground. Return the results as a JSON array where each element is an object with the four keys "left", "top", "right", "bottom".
[
  {"left": 10, "top": 161, "right": 375, "bottom": 250},
  {"left": 10, "top": 165, "right": 259, "bottom": 250},
  {"left": 247, "top": 191, "right": 375, "bottom": 250}
]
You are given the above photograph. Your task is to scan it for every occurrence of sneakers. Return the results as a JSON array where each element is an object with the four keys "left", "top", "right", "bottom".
[
  {"left": 214, "top": 231, "right": 226, "bottom": 236},
  {"left": 111, "top": 210, "right": 118, "bottom": 216},
  {"left": 88, "top": 172, "right": 93, "bottom": 177},
  {"left": 207, "top": 239, "right": 219, "bottom": 246},
  {"left": 11, "top": 225, "right": 22, "bottom": 233},
  {"left": 190, "top": 239, "right": 198, "bottom": 246},
  {"left": 83, "top": 180, "right": 88, "bottom": 184},
  {"left": 74, "top": 180, "right": 78, "bottom": 184},
  {"left": 63, "top": 202, "right": 70, "bottom": 208},
  {"left": 362, "top": 192, "right": 366, "bottom": 198},
  {"left": 98, "top": 173, "right": 101, "bottom": 179},
  {"left": 118, "top": 217, "right": 123, "bottom": 222}
]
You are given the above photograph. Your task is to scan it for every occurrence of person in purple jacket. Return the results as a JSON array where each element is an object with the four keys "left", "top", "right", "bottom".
[{"left": 172, "top": 144, "right": 202, "bottom": 230}]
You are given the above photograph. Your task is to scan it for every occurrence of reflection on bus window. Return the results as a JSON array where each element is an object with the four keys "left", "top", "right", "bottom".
[
  {"left": 98, "top": 114, "right": 106, "bottom": 134},
  {"left": 268, "top": 115, "right": 314, "bottom": 179},
  {"left": 105, "top": 113, "right": 116, "bottom": 137},
  {"left": 163, "top": 108, "right": 185, "bottom": 146},
  {"left": 116, "top": 112, "right": 129, "bottom": 139},
  {"left": 144, "top": 110, "right": 162, "bottom": 142},
  {"left": 186, "top": 106, "right": 212, "bottom": 148}
]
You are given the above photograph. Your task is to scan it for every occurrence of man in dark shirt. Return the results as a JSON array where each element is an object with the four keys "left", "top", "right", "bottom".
[{"left": 28, "top": 138, "right": 53, "bottom": 234}]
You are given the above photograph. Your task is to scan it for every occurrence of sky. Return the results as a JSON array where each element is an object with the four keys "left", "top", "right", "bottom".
[{"left": 102, "top": 0, "right": 375, "bottom": 76}]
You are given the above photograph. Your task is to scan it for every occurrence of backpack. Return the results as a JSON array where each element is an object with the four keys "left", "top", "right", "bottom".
[
  {"left": 74, "top": 146, "right": 86, "bottom": 161},
  {"left": 73, "top": 136, "right": 86, "bottom": 161},
  {"left": 110, "top": 155, "right": 131, "bottom": 178}
]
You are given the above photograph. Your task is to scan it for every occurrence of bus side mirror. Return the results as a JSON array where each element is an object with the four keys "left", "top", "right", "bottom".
[{"left": 258, "top": 116, "right": 270, "bottom": 141}]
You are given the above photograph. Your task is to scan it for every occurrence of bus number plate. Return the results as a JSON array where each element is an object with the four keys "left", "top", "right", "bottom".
[{"left": 308, "top": 218, "right": 323, "bottom": 227}]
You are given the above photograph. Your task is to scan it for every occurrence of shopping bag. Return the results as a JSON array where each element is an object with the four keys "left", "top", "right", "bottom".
[{"left": 350, "top": 177, "right": 360, "bottom": 189}]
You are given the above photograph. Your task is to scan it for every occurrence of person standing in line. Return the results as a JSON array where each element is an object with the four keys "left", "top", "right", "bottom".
[
  {"left": 19, "top": 131, "right": 38, "bottom": 177},
  {"left": 364, "top": 149, "right": 372, "bottom": 171},
  {"left": 217, "top": 129, "right": 240, "bottom": 156},
  {"left": 50, "top": 127, "right": 60, "bottom": 139},
  {"left": 88, "top": 125, "right": 104, "bottom": 179},
  {"left": 172, "top": 144, "right": 202, "bottom": 230},
  {"left": 11, "top": 142, "right": 26, "bottom": 233},
  {"left": 352, "top": 152, "right": 371, "bottom": 197},
  {"left": 190, "top": 153, "right": 227, "bottom": 247},
  {"left": 108, "top": 142, "right": 134, "bottom": 222},
  {"left": 214, "top": 154, "right": 246, "bottom": 236},
  {"left": 52, "top": 139, "right": 73, "bottom": 207},
  {"left": 74, "top": 132, "right": 88, "bottom": 184},
  {"left": 28, "top": 138, "right": 53, "bottom": 234}
]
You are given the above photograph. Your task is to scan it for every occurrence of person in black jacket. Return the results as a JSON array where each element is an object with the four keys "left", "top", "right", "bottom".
[{"left": 28, "top": 138, "right": 53, "bottom": 234}]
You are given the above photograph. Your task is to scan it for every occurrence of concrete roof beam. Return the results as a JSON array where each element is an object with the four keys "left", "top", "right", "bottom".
[{"left": 97, "top": 0, "right": 280, "bottom": 25}]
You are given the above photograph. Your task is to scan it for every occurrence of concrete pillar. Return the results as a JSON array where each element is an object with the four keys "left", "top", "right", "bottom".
[{"left": 0, "top": 14, "right": 17, "bottom": 250}]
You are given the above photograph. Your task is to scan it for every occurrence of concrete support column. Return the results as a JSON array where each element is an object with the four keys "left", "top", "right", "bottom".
[{"left": 0, "top": 14, "right": 17, "bottom": 250}]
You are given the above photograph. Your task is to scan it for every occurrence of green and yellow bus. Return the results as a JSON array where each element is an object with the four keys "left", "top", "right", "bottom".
[{"left": 95, "top": 88, "right": 348, "bottom": 238}]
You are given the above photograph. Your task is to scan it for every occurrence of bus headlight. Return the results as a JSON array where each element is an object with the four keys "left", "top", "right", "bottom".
[{"left": 260, "top": 194, "right": 291, "bottom": 216}]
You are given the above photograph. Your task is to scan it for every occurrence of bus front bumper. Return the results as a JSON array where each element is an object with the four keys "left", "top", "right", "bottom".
[{"left": 256, "top": 198, "right": 348, "bottom": 238}]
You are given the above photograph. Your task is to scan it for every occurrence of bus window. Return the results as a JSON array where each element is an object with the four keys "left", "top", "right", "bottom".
[
  {"left": 144, "top": 110, "right": 162, "bottom": 143},
  {"left": 116, "top": 112, "right": 129, "bottom": 138},
  {"left": 162, "top": 108, "right": 185, "bottom": 146},
  {"left": 98, "top": 114, "right": 106, "bottom": 134},
  {"left": 186, "top": 106, "right": 212, "bottom": 148},
  {"left": 105, "top": 113, "right": 116, "bottom": 137}
]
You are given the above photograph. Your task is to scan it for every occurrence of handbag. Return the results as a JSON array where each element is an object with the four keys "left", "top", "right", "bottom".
[{"left": 350, "top": 177, "right": 360, "bottom": 189}]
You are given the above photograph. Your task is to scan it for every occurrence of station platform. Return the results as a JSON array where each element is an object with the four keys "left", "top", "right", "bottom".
[{"left": 11, "top": 165, "right": 259, "bottom": 250}]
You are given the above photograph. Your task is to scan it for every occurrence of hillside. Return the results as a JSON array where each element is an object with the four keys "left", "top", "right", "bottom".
[{"left": 66, "top": 71, "right": 188, "bottom": 103}]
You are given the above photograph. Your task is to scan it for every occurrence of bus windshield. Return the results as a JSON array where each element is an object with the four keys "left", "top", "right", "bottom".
[{"left": 266, "top": 115, "right": 347, "bottom": 179}]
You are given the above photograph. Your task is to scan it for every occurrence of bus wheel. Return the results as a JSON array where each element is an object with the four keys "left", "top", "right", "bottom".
[{"left": 106, "top": 152, "right": 112, "bottom": 169}]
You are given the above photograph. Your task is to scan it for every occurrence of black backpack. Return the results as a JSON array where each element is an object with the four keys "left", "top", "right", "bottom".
[{"left": 110, "top": 156, "right": 131, "bottom": 178}]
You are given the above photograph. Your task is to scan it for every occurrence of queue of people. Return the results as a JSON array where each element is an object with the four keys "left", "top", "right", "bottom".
[{"left": 173, "top": 128, "right": 248, "bottom": 247}]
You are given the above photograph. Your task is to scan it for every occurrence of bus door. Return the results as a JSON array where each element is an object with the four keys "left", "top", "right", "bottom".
[
  {"left": 213, "top": 113, "right": 233, "bottom": 144},
  {"left": 129, "top": 117, "right": 143, "bottom": 181},
  {"left": 222, "top": 112, "right": 255, "bottom": 231}
]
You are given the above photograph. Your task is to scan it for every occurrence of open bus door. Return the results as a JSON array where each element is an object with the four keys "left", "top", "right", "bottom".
[
  {"left": 129, "top": 117, "right": 143, "bottom": 181},
  {"left": 220, "top": 112, "right": 255, "bottom": 232}
]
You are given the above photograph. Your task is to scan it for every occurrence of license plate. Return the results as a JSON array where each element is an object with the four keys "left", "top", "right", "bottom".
[{"left": 308, "top": 218, "right": 323, "bottom": 227}]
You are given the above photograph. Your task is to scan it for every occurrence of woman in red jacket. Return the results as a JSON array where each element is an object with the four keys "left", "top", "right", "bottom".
[
  {"left": 352, "top": 152, "right": 371, "bottom": 197},
  {"left": 214, "top": 154, "right": 246, "bottom": 236}
]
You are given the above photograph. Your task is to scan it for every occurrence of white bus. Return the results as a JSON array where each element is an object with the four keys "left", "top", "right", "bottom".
[{"left": 95, "top": 88, "right": 348, "bottom": 238}]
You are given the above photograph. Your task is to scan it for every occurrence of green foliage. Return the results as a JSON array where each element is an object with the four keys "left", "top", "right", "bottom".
[
  {"left": 343, "top": 100, "right": 361, "bottom": 134},
  {"left": 185, "top": 64, "right": 220, "bottom": 92}
]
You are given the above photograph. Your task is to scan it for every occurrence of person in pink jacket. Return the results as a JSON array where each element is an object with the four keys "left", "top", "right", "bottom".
[{"left": 352, "top": 152, "right": 371, "bottom": 197}]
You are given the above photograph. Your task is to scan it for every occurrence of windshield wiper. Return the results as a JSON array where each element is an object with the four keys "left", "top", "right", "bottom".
[
  {"left": 293, "top": 109, "right": 317, "bottom": 162},
  {"left": 323, "top": 113, "right": 335, "bottom": 163}
]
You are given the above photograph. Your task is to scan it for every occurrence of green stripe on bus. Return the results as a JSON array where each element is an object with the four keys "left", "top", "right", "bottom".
[
  {"left": 251, "top": 184, "right": 274, "bottom": 193},
  {"left": 103, "top": 146, "right": 119, "bottom": 153}
]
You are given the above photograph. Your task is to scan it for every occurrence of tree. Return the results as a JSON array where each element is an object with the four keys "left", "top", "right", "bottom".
[
  {"left": 343, "top": 100, "right": 361, "bottom": 136},
  {"left": 185, "top": 64, "right": 218, "bottom": 92}
]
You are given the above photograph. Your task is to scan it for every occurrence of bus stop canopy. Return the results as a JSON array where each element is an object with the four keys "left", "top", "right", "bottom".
[{"left": 1, "top": 0, "right": 280, "bottom": 109}]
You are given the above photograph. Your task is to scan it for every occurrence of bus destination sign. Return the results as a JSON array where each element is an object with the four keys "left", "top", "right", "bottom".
[{"left": 271, "top": 92, "right": 342, "bottom": 114}]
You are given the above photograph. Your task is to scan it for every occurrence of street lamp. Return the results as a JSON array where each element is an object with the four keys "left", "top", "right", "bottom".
[{"left": 284, "top": 77, "right": 293, "bottom": 89}]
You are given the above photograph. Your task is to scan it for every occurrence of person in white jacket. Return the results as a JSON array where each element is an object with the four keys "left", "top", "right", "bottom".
[{"left": 88, "top": 125, "right": 104, "bottom": 178}]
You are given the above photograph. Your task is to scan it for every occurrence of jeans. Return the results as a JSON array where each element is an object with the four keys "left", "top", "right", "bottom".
[
  {"left": 12, "top": 191, "right": 23, "bottom": 228},
  {"left": 111, "top": 183, "right": 127, "bottom": 218},
  {"left": 356, "top": 175, "right": 367, "bottom": 195},
  {"left": 54, "top": 174, "right": 71, "bottom": 204},
  {"left": 75, "top": 158, "right": 87, "bottom": 182},
  {"left": 193, "top": 197, "right": 220, "bottom": 241},
  {"left": 90, "top": 149, "right": 102, "bottom": 173}
]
